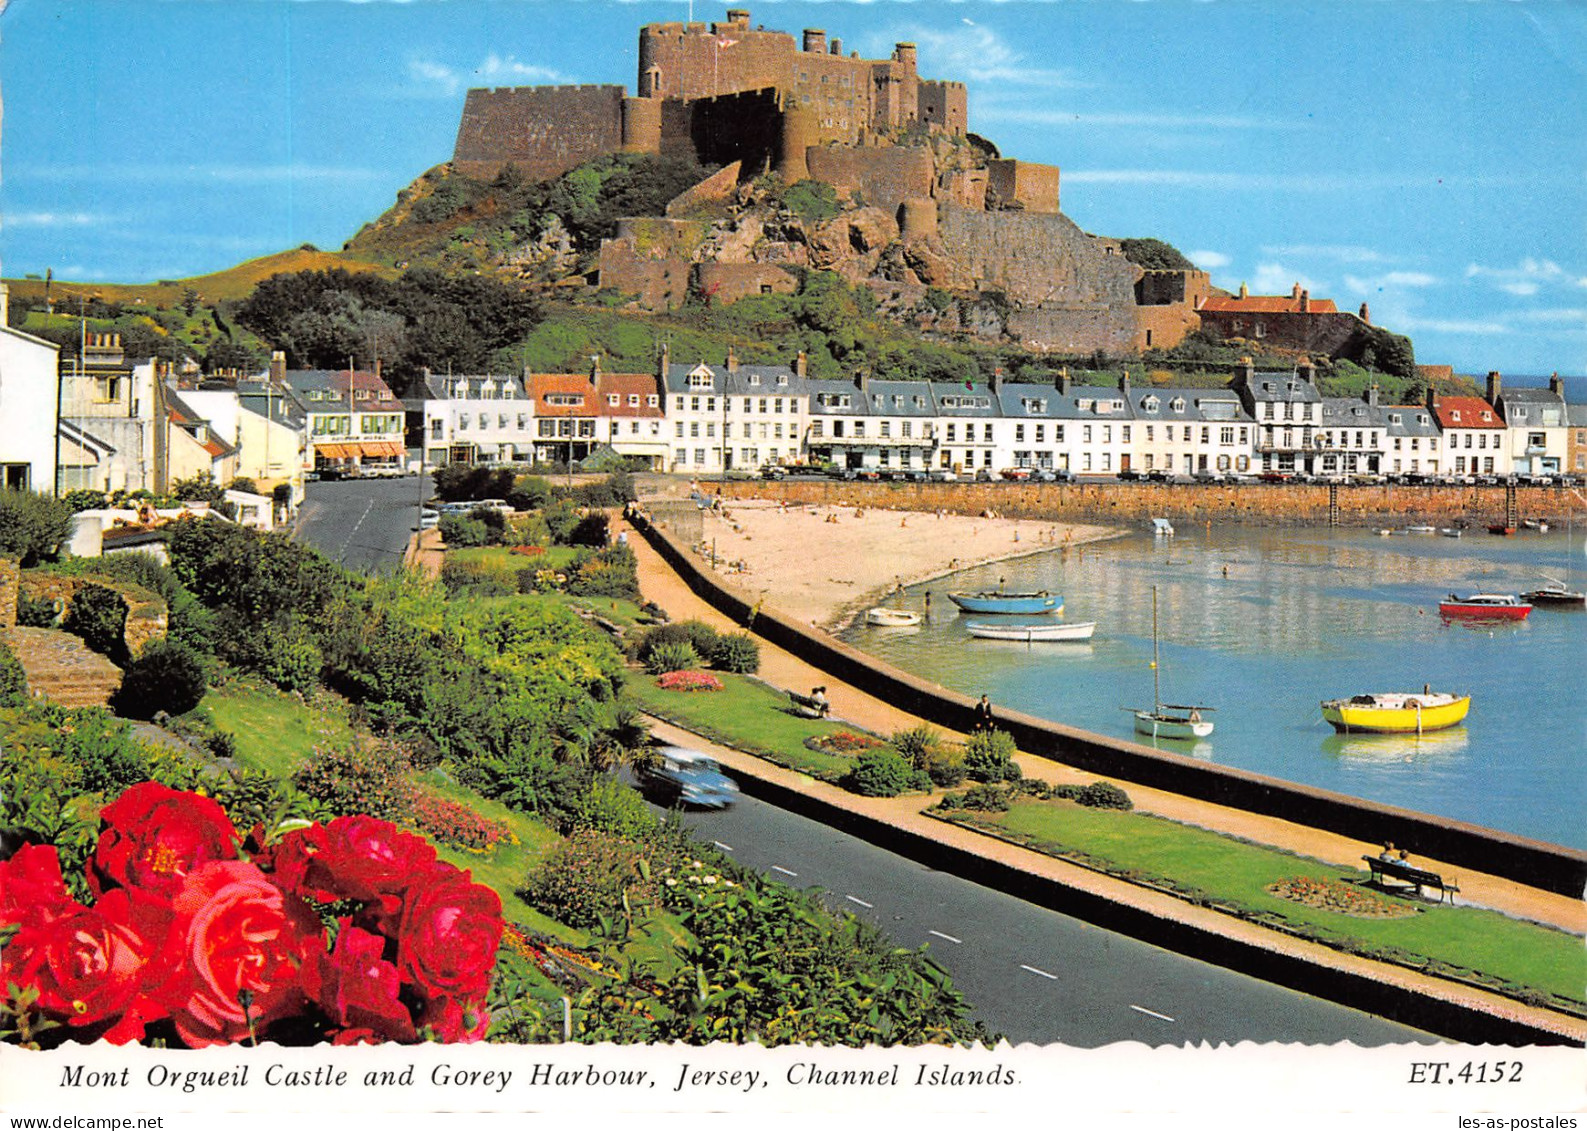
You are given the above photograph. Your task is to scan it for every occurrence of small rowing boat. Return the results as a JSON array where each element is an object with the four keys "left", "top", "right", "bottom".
[
  {"left": 947, "top": 590, "right": 1061, "bottom": 614},
  {"left": 966, "top": 621, "right": 1095, "bottom": 642},
  {"left": 1321, "top": 691, "right": 1471, "bottom": 734},
  {"left": 865, "top": 607, "right": 921, "bottom": 627}
]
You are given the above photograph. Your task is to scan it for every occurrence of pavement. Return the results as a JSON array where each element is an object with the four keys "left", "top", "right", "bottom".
[{"left": 617, "top": 511, "right": 1587, "bottom": 1043}]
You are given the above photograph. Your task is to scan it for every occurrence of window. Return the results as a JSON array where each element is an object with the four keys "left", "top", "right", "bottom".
[
  {"left": 1035, "top": 425, "right": 1044, "bottom": 443},
  {"left": 675, "top": 448, "right": 687, "bottom": 465},
  {"left": 675, "top": 422, "right": 684, "bottom": 438},
  {"left": 1083, "top": 425, "right": 1092, "bottom": 443},
  {"left": 695, "top": 448, "right": 706, "bottom": 464},
  {"left": 1122, "top": 425, "right": 1131, "bottom": 443},
  {"left": 1220, "top": 427, "right": 1235, "bottom": 445},
  {"left": 1015, "top": 424, "right": 1025, "bottom": 442},
  {"left": 902, "top": 421, "right": 912, "bottom": 438},
  {"left": 628, "top": 394, "right": 639, "bottom": 407},
  {"left": 690, "top": 422, "right": 699, "bottom": 438},
  {"left": 982, "top": 424, "right": 993, "bottom": 442},
  {"left": 607, "top": 395, "right": 620, "bottom": 407}
]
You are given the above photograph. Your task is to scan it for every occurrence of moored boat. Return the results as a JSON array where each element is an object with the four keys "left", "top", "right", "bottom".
[
  {"left": 966, "top": 621, "right": 1095, "bottom": 642},
  {"left": 1437, "top": 593, "right": 1533, "bottom": 620},
  {"left": 1487, "top": 523, "right": 1516, "bottom": 536},
  {"left": 1321, "top": 691, "right": 1471, "bottom": 734},
  {"left": 1522, "top": 580, "right": 1586, "bottom": 607},
  {"left": 1403, "top": 525, "right": 1436, "bottom": 535},
  {"left": 1128, "top": 586, "right": 1214, "bottom": 740},
  {"left": 947, "top": 590, "right": 1061, "bottom": 614},
  {"left": 865, "top": 606, "right": 921, "bottom": 627},
  {"left": 1439, "top": 528, "right": 1463, "bottom": 538}
]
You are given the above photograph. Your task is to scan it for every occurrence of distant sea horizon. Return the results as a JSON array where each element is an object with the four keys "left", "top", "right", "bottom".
[{"left": 1484, "top": 372, "right": 1585, "bottom": 403}]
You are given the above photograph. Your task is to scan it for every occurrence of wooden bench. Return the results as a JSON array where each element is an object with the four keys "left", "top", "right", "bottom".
[
  {"left": 788, "top": 690, "right": 831, "bottom": 719},
  {"left": 1362, "top": 855, "right": 1460, "bottom": 903}
]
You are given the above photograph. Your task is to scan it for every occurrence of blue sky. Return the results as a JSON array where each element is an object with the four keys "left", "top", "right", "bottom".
[{"left": 2, "top": 0, "right": 1583, "bottom": 378}]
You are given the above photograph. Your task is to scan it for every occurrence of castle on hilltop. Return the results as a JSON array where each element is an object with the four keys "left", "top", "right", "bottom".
[
  {"left": 451, "top": 9, "right": 1219, "bottom": 356},
  {"left": 453, "top": 7, "right": 1058, "bottom": 212}
]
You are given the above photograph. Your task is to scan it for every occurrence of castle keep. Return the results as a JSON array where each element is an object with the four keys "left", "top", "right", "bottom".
[{"left": 453, "top": 9, "right": 1212, "bottom": 355}]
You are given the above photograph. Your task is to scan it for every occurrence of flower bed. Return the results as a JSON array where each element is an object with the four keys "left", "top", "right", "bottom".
[
  {"left": 804, "top": 730, "right": 883, "bottom": 754},
  {"left": 1267, "top": 875, "right": 1418, "bottom": 919},
  {"left": 410, "top": 788, "right": 517, "bottom": 854},
  {"left": 0, "top": 782, "right": 503, "bottom": 1047},
  {"left": 655, "top": 670, "right": 724, "bottom": 692}
]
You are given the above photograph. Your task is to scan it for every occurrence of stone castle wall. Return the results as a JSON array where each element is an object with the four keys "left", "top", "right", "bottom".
[
  {"left": 806, "top": 146, "right": 936, "bottom": 213},
  {"left": 1198, "top": 307, "right": 1368, "bottom": 358},
  {"left": 453, "top": 85, "right": 625, "bottom": 182},
  {"left": 987, "top": 160, "right": 1060, "bottom": 214},
  {"left": 937, "top": 207, "right": 1142, "bottom": 353}
]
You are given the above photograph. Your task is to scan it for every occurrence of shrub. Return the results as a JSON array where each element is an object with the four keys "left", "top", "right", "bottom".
[
  {"left": 507, "top": 474, "right": 553, "bottom": 511},
  {"left": 441, "top": 555, "right": 517, "bottom": 597},
  {"left": 15, "top": 591, "right": 60, "bottom": 628},
  {"left": 645, "top": 641, "right": 699, "bottom": 675},
  {"left": 257, "top": 620, "right": 323, "bottom": 693},
  {"left": 520, "top": 829, "right": 658, "bottom": 931},
  {"left": 570, "top": 774, "right": 657, "bottom": 840},
  {"left": 0, "top": 488, "right": 73, "bottom": 566},
  {"left": 890, "top": 724, "right": 941, "bottom": 766},
  {"left": 63, "top": 583, "right": 128, "bottom": 662},
  {"left": 963, "top": 728, "right": 1020, "bottom": 783},
  {"left": 705, "top": 631, "right": 759, "bottom": 674},
  {"left": 439, "top": 513, "right": 490, "bottom": 548},
  {"left": 0, "top": 641, "right": 29, "bottom": 706},
  {"left": 111, "top": 638, "right": 209, "bottom": 719},
  {"left": 636, "top": 620, "right": 718, "bottom": 665},
  {"left": 565, "top": 545, "right": 639, "bottom": 599},
  {"left": 291, "top": 737, "right": 415, "bottom": 822},
  {"left": 806, "top": 731, "right": 882, "bottom": 754},
  {"left": 567, "top": 512, "right": 610, "bottom": 547},
  {"left": 846, "top": 748, "right": 920, "bottom": 797},
  {"left": 920, "top": 746, "right": 967, "bottom": 788},
  {"left": 1077, "top": 781, "right": 1133, "bottom": 810},
  {"left": 958, "top": 783, "right": 1013, "bottom": 812}
]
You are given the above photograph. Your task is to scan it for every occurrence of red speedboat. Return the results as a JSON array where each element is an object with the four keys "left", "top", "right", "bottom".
[{"left": 1438, "top": 593, "right": 1533, "bottom": 620}]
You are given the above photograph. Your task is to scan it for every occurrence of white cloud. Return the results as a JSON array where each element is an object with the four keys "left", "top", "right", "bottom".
[
  {"left": 980, "top": 107, "right": 1301, "bottom": 132},
  {"left": 1342, "top": 271, "right": 1440, "bottom": 294},
  {"left": 1464, "top": 258, "right": 1587, "bottom": 294},
  {"left": 1510, "top": 307, "right": 1587, "bottom": 326},
  {"left": 874, "top": 24, "right": 1089, "bottom": 88},
  {"left": 409, "top": 54, "right": 571, "bottom": 98},
  {"left": 1250, "top": 263, "right": 1326, "bottom": 296},
  {"left": 1188, "top": 250, "right": 1230, "bottom": 269},
  {"left": 2, "top": 211, "right": 104, "bottom": 229},
  {"left": 1262, "top": 244, "right": 1393, "bottom": 265},
  {"left": 1397, "top": 315, "right": 1511, "bottom": 336}
]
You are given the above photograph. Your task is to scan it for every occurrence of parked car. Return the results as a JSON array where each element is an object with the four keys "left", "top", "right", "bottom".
[
  {"left": 418, "top": 508, "right": 440, "bottom": 530},
  {"left": 1191, "top": 469, "right": 1227, "bottom": 484},
  {"left": 636, "top": 746, "right": 740, "bottom": 810},
  {"left": 1116, "top": 468, "right": 1143, "bottom": 481},
  {"left": 760, "top": 464, "right": 787, "bottom": 480},
  {"left": 1257, "top": 470, "right": 1296, "bottom": 483},
  {"left": 973, "top": 468, "right": 995, "bottom": 482},
  {"left": 999, "top": 467, "right": 1033, "bottom": 481},
  {"left": 1032, "top": 468, "right": 1074, "bottom": 483},
  {"left": 927, "top": 469, "right": 959, "bottom": 482}
]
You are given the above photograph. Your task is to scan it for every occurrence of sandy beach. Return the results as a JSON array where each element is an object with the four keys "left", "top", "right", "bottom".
[{"left": 684, "top": 495, "right": 1122, "bottom": 629}]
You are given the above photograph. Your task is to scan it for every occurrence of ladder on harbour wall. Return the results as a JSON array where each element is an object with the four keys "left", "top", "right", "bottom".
[
  {"left": 1506, "top": 484, "right": 1519, "bottom": 530},
  {"left": 1328, "top": 483, "right": 1340, "bottom": 528}
]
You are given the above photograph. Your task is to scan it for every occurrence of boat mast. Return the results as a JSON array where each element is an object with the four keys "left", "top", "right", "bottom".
[{"left": 1151, "top": 585, "right": 1161, "bottom": 715}]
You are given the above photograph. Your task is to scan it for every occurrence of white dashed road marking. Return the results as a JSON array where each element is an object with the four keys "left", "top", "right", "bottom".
[
  {"left": 1130, "top": 1004, "right": 1177, "bottom": 1023},
  {"left": 845, "top": 895, "right": 873, "bottom": 909},
  {"left": 1020, "top": 964, "right": 1058, "bottom": 980},
  {"left": 927, "top": 930, "right": 962, "bottom": 945},
  {"left": 771, "top": 866, "right": 798, "bottom": 877},
  {"left": 712, "top": 840, "right": 733, "bottom": 853}
]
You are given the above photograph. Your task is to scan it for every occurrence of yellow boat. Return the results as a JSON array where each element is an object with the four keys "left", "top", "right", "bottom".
[{"left": 1320, "top": 691, "right": 1470, "bottom": 734}]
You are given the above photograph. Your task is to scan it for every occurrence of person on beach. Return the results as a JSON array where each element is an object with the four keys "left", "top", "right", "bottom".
[{"left": 974, "top": 694, "right": 994, "bottom": 731}]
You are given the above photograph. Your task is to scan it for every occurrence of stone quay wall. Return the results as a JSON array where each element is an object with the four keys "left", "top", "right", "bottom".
[
  {"left": 632, "top": 510, "right": 1587, "bottom": 898},
  {"left": 710, "top": 479, "right": 1581, "bottom": 527}
]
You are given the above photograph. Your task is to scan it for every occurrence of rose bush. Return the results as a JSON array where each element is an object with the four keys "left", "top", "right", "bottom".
[{"left": 0, "top": 785, "right": 502, "bottom": 1048}]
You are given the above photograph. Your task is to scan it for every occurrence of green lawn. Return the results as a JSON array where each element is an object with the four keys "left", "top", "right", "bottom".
[
  {"left": 951, "top": 798, "right": 1585, "bottom": 1006},
  {"left": 626, "top": 671, "right": 875, "bottom": 780},
  {"left": 199, "top": 681, "right": 355, "bottom": 776}
]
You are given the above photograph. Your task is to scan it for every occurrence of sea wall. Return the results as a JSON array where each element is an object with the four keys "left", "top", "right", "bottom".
[
  {"left": 709, "top": 480, "right": 1582, "bottom": 526},
  {"left": 632, "top": 510, "right": 1587, "bottom": 898}
]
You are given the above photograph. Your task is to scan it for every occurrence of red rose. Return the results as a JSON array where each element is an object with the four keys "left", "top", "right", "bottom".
[
  {"left": 396, "top": 863, "right": 501, "bottom": 1004},
  {"left": 89, "top": 783, "right": 241, "bottom": 903},
  {"left": 273, "top": 816, "right": 436, "bottom": 931},
  {"left": 418, "top": 994, "right": 490, "bottom": 1043},
  {"left": 157, "top": 860, "right": 321, "bottom": 1048},
  {"left": 304, "top": 921, "right": 415, "bottom": 1044},
  {"left": 1, "top": 888, "right": 161, "bottom": 1042},
  {"left": 0, "top": 844, "right": 76, "bottom": 928}
]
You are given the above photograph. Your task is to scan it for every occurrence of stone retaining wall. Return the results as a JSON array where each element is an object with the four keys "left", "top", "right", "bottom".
[
  {"left": 16, "top": 572, "right": 168, "bottom": 659},
  {"left": 710, "top": 479, "right": 1579, "bottom": 526},
  {"left": 633, "top": 512, "right": 1587, "bottom": 898}
]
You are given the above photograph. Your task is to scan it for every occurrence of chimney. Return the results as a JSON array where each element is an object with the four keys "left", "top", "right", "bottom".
[
  {"left": 794, "top": 350, "right": 807, "bottom": 378},
  {"left": 1238, "top": 281, "right": 1249, "bottom": 299},
  {"left": 1298, "top": 289, "right": 1310, "bottom": 313},
  {"left": 658, "top": 341, "right": 671, "bottom": 381},
  {"left": 1118, "top": 370, "right": 1131, "bottom": 394},
  {"left": 1054, "top": 367, "right": 1071, "bottom": 396},
  {"left": 726, "top": 346, "right": 739, "bottom": 373},
  {"left": 1359, "top": 302, "right": 1371, "bottom": 324},
  {"left": 590, "top": 355, "right": 602, "bottom": 384},
  {"left": 829, "top": 38, "right": 841, "bottom": 55},
  {"left": 803, "top": 28, "right": 826, "bottom": 53},
  {"left": 374, "top": 358, "right": 382, "bottom": 382},
  {"left": 855, "top": 370, "right": 869, "bottom": 395},
  {"left": 1236, "top": 355, "right": 1255, "bottom": 385},
  {"left": 1486, "top": 370, "right": 1502, "bottom": 403},
  {"left": 1549, "top": 372, "right": 1564, "bottom": 397},
  {"left": 270, "top": 350, "right": 287, "bottom": 384},
  {"left": 1296, "top": 357, "right": 1315, "bottom": 385},
  {"left": 990, "top": 367, "right": 1003, "bottom": 394},
  {"left": 1367, "top": 384, "right": 1380, "bottom": 407},
  {"left": 725, "top": 9, "right": 750, "bottom": 27},
  {"left": 1424, "top": 384, "right": 1436, "bottom": 412},
  {"left": 1291, "top": 282, "right": 1302, "bottom": 300}
]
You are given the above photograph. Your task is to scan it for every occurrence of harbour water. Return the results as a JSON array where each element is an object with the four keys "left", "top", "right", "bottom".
[{"left": 842, "top": 522, "right": 1586, "bottom": 849}]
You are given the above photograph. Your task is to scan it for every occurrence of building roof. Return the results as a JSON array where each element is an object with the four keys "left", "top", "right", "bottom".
[
  {"left": 662, "top": 362, "right": 807, "bottom": 398},
  {"left": 281, "top": 369, "right": 404, "bottom": 412},
  {"left": 1242, "top": 371, "right": 1323, "bottom": 404},
  {"left": 1431, "top": 396, "right": 1504, "bottom": 429},
  {"left": 166, "top": 388, "right": 239, "bottom": 461},
  {"left": 1200, "top": 290, "right": 1340, "bottom": 315},
  {"left": 529, "top": 371, "right": 665, "bottom": 418},
  {"left": 1381, "top": 405, "right": 1439, "bottom": 437},
  {"left": 1132, "top": 387, "right": 1250, "bottom": 423},
  {"left": 1320, "top": 397, "right": 1385, "bottom": 428}
]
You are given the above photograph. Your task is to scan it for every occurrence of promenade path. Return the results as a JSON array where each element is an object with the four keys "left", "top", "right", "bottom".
[{"left": 618, "top": 512, "right": 1586, "bottom": 1041}]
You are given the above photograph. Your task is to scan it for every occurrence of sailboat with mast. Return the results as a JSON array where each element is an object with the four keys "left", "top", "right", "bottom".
[
  {"left": 1523, "top": 512, "right": 1585, "bottom": 607},
  {"left": 1130, "top": 586, "right": 1216, "bottom": 740}
]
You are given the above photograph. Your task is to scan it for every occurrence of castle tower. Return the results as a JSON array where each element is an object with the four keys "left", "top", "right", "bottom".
[
  {"left": 778, "top": 105, "right": 815, "bottom": 182},
  {"left": 621, "top": 96, "right": 663, "bottom": 153},
  {"left": 897, "top": 197, "right": 938, "bottom": 241},
  {"left": 803, "top": 29, "right": 826, "bottom": 53}
]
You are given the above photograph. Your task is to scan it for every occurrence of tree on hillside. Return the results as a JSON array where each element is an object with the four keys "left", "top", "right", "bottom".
[{"left": 1118, "top": 238, "right": 1197, "bottom": 272}]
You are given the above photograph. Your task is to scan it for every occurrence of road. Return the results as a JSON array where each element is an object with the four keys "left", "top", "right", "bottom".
[
  {"left": 294, "top": 474, "right": 430, "bottom": 572},
  {"left": 657, "top": 786, "right": 1438, "bottom": 1047}
]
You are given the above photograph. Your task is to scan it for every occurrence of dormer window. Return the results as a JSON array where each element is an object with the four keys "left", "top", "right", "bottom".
[
  {"left": 607, "top": 394, "right": 620, "bottom": 406},
  {"left": 748, "top": 374, "right": 761, "bottom": 386},
  {"left": 628, "top": 394, "right": 640, "bottom": 407},
  {"left": 1451, "top": 410, "right": 1462, "bottom": 423},
  {"left": 1170, "top": 397, "right": 1186, "bottom": 413},
  {"left": 1142, "top": 396, "right": 1160, "bottom": 412},
  {"left": 776, "top": 375, "right": 787, "bottom": 386}
]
